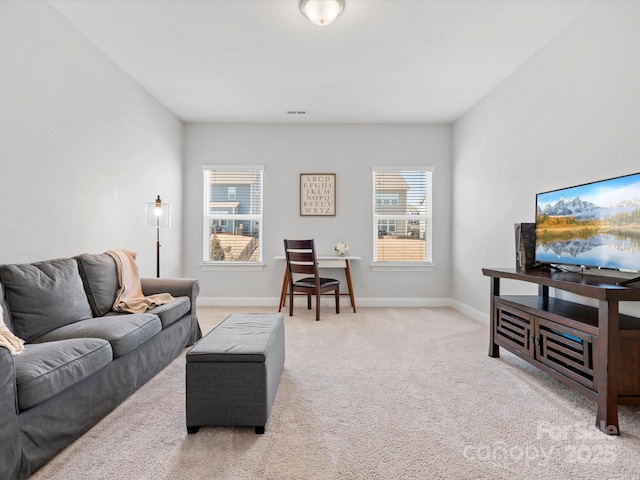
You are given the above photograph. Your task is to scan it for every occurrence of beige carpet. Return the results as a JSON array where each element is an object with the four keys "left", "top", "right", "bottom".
[{"left": 32, "top": 306, "right": 640, "bottom": 480}]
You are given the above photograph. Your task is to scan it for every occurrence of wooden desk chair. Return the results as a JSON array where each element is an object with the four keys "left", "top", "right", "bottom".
[{"left": 283, "top": 239, "right": 340, "bottom": 321}]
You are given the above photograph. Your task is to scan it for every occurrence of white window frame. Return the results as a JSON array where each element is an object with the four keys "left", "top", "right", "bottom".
[
  {"left": 201, "top": 165, "right": 264, "bottom": 270},
  {"left": 372, "top": 166, "right": 433, "bottom": 271}
]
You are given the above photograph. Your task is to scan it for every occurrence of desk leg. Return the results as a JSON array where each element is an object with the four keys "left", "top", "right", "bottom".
[
  {"left": 278, "top": 267, "right": 289, "bottom": 312},
  {"left": 345, "top": 260, "right": 356, "bottom": 313}
]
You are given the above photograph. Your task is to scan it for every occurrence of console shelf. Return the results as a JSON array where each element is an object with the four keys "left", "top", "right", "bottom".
[{"left": 483, "top": 268, "right": 640, "bottom": 435}]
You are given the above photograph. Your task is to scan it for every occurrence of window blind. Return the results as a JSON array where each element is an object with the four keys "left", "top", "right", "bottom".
[
  {"left": 373, "top": 168, "right": 432, "bottom": 263},
  {"left": 202, "top": 167, "right": 263, "bottom": 263}
]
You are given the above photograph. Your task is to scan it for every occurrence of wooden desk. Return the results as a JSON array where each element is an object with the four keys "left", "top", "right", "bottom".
[{"left": 276, "top": 256, "right": 360, "bottom": 313}]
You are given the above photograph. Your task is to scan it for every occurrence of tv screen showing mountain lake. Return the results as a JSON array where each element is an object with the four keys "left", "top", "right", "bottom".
[{"left": 536, "top": 173, "right": 640, "bottom": 270}]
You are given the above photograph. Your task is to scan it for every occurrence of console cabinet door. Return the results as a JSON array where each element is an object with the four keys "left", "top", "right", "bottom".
[
  {"left": 495, "top": 302, "right": 532, "bottom": 356},
  {"left": 534, "top": 317, "right": 595, "bottom": 390}
]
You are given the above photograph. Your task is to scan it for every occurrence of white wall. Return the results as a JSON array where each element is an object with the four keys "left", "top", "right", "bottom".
[
  {"left": 452, "top": 0, "right": 640, "bottom": 320},
  {"left": 0, "top": 1, "right": 183, "bottom": 277},
  {"left": 184, "top": 123, "right": 452, "bottom": 306}
]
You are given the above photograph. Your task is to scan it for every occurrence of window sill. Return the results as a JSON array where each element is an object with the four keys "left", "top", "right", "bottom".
[
  {"left": 200, "top": 262, "right": 265, "bottom": 272},
  {"left": 370, "top": 262, "right": 434, "bottom": 272}
]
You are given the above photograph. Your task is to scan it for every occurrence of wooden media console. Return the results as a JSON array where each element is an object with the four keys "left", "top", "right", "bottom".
[{"left": 483, "top": 267, "right": 640, "bottom": 435}]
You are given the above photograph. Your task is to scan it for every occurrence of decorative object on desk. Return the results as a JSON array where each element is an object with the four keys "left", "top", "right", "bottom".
[
  {"left": 145, "top": 195, "right": 171, "bottom": 278},
  {"left": 514, "top": 222, "right": 535, "bottom": 271},
  {"left": 335, "top": 241, "right": 349, "bottom": 256},
  {"left": 300, "top": 173, "right": 335, "bottom": 216}
]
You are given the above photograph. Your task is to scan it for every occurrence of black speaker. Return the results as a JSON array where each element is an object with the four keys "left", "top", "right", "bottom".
[{"left": 515, "top": 223, "right": 536, "bottom": 271}]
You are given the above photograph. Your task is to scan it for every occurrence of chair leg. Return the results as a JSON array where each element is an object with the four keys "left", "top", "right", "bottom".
[
  {"left": 307, "top": 294, "right": 312, "bottom": 310},
  {"left": 289, "top": 289, "right": 294, "bottom": 317},
  {"left": 335, "top": 287, "right": 340, "bottom": 314},
  {"left": 316, "top": 292, "right": 321, "bottom": 321}
]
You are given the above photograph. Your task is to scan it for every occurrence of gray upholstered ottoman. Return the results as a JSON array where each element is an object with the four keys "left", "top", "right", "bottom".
[{"left": 186, "top": 313, "right": 285, "bottom": 434}]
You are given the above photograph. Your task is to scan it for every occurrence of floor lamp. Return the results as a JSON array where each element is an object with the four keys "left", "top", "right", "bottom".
[{"left": 145, "top": 195, "right": 171, "bottom": 278}]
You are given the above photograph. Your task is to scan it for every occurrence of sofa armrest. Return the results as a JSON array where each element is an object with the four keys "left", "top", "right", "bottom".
[
  {"left": 140, "top": 277, "right": 200, "bottom": 300},
  {"left": 0, "top": 345, "right": 21, "bottom": 480},
  {"left": 141, "top": 277, "right": 202, "bottom": 345},
  {"left": 141, "top": 277, "right": 200, "bottom": 319}
]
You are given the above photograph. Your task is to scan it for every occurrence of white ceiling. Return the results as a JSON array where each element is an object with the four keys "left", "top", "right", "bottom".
[{"left": 49, "top": 0, "right": 592, "bottom": 124}]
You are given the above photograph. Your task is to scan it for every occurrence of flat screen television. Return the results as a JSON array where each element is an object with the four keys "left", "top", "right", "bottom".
[{"left": 535, "top": 171, "right": 640, "bottom": 272}]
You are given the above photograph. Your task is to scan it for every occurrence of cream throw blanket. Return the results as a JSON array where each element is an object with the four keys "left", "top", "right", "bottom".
[
  {"left": 0, "top": 306, "right": 24, "bottom": 356},
  {"left": 106, "top": 250, "right": 174, "bottom": 314}
]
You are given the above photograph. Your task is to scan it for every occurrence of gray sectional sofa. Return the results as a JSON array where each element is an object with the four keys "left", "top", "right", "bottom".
[{"left": 0, "top": 252, "right": 202, "bottom": 480}]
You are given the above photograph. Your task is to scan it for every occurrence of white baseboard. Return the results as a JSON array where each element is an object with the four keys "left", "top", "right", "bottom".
[{"left": 450, "top": 299, "right": 489, "bottom": 324}]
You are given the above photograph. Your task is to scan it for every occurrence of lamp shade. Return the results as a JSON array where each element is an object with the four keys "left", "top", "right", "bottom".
[
  {"left": 145, "top": 195, "right": 171, "bottom": 228},
  {"left": 299, "top": 0, "right": 345, "bottom": 26}
]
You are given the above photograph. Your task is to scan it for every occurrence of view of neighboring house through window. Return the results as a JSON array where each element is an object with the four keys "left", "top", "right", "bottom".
[
  {"left": 202, "top": 166, "right": 263, "bottom": 263},
  {"left": 373, "top": 168, "right": 432, "bottom": 263}
]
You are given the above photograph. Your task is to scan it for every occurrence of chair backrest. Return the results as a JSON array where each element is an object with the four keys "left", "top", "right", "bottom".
[{"left": 283, "top": 239, "right": 318, "bottom": 277}]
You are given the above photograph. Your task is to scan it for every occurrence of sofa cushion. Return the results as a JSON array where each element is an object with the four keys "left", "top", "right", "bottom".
[
  {"left": 0, "top": 258, "right": 93, "bottom": 342},
  {"left": 34, "top": 314, "right": 162, "bottom": 358},
  {"left": 15, "top": 338, "right": 113, "bottom": 410},
  {"left": 105, "top": 296, "right": 190, "bottom": 329},
  {"left": 141, "top": 296, "right": 190, "bottom": 329},
  {"left": 75, "top": 253, "right": 119, "bottom": 317}
]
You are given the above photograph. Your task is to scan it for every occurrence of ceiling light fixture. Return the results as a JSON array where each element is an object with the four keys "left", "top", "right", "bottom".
[{"left": 299, "top": 0, "right": 345, "bottom": 26}]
